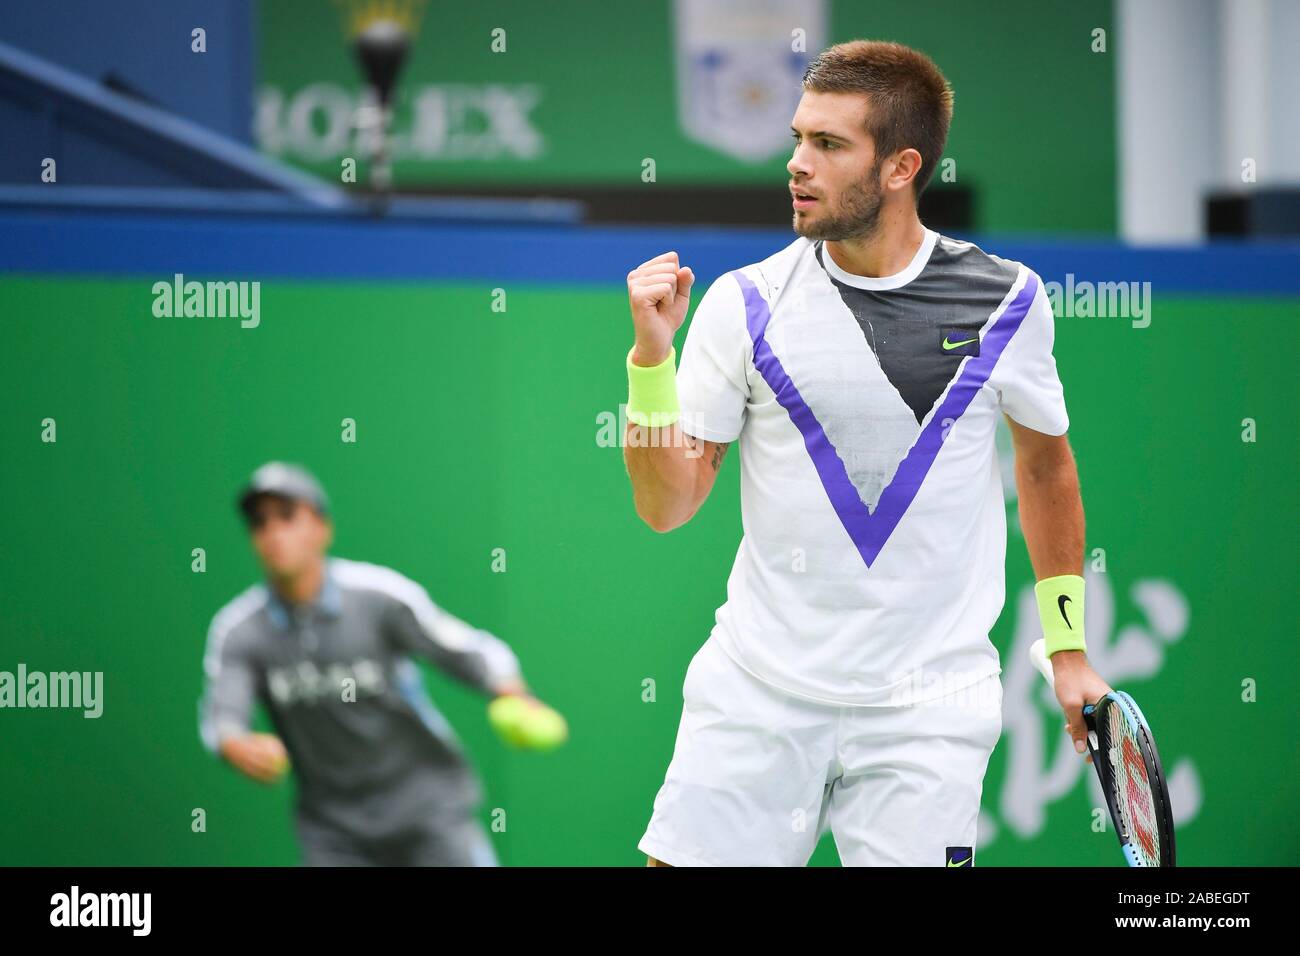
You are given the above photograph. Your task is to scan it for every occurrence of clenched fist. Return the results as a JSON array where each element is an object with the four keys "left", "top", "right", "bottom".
[{"left": 627, "top": 251, "right": 695, "bottom": 367}]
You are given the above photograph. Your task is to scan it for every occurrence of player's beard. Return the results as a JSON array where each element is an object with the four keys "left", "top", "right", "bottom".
[{"left": 793, "top": 156, "right": 885, "bottom": 242}]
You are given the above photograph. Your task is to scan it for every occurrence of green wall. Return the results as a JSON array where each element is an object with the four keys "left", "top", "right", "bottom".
[
  {"left": 257, "top": 0, "right": 1116, "bottom": 235},
  {"left": 1, "top": 274, "right": 1294, "bottom": 865}
]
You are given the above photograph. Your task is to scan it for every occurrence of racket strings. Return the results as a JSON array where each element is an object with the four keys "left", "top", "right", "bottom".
[{"left": 1099, "top": 699, "right": 1161, "bottom": 866}]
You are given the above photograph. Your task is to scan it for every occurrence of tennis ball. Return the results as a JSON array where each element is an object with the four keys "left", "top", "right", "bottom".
[
  {"left": 521, "top": 705, "right": 568, "bottom": 751},
  {"left": 488, "top": 695, "right": 528, "bottom": 744},
  {"left": 488, "top": 695, "right": 568, "bottom": 751}
]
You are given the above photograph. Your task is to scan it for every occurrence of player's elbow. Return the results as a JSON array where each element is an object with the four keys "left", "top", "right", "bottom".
[
  {"left": 629, "top": 466, "right": 708, "bottom": 532},
  {"left": 637, "top": 501, "right": 692, "bottom": 533},
  {"left": 1015, "top": 447, "right": 1077, "bottom": 487}
]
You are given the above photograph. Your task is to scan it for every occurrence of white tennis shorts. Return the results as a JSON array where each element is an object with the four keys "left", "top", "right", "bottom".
[{"left": 638, "top": 635, "right": 1003, "bottom": 867}]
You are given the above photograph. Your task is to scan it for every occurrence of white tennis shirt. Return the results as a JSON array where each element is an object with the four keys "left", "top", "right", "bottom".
[{"left": 675, "top": 229, "right": 1068, "bottom": 706}]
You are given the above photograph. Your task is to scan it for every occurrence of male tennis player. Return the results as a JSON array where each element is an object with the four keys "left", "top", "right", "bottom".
[
  {"left": 624, "top": 40, "right": 1111, "bottom": 867},
  {"left": 199, "top": 462, "right": 566, "bottom": 866}
]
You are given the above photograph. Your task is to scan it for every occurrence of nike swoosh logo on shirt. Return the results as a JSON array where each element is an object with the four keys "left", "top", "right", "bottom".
[{"left": 942, "top": 336, "right": 978, "bottom": 350}]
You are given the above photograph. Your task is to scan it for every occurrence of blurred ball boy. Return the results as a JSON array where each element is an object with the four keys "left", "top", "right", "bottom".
[{"left": 199, "top": 462, "right": 567, "bottom": 866}]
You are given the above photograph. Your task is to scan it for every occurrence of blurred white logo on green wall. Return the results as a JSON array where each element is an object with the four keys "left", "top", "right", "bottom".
[
  {"left": 986, "top": 419, "right": 1202, "bottom": 853},
  {"left": 672, "top": 0, "right": 827, "bottom": 163}
]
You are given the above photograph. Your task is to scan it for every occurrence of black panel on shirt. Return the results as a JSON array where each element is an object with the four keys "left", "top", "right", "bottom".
[{"left": 815, "top": 237, "right": 1021, "bottom": 424}]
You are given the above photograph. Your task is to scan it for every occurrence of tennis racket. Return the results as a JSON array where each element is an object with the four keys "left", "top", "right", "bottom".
[{"left": 1029, "top": 639, "right": 1176, "bottom": 866}]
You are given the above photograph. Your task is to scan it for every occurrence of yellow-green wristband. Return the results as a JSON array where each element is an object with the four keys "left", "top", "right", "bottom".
[
  {"left": 626, "top": 346, "right": 680, "bottom": 427},
  {"left": 1035, "top": 573, "right": 1086, "bottom": 656}
]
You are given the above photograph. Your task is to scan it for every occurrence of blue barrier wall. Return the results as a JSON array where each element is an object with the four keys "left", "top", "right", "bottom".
[{"left": 2, "top": 208, "right": 1298, "bottom": 293}]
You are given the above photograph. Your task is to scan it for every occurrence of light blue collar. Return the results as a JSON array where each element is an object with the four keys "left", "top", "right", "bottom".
[{"left": 265, "top": 558, "right": 342, "bottom": 630}]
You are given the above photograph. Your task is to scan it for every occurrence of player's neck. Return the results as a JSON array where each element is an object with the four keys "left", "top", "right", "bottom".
[
  {"left": 824, "top": 208, "right": 926, "bottom": 280},
  {"left": 269, "top": 556, "right": 326, "bottom": 606}
]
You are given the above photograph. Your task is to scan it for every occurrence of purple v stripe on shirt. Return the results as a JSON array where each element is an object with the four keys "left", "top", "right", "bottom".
[{"left": 730, "top": 268, "right": 1040, "bottom": 568}]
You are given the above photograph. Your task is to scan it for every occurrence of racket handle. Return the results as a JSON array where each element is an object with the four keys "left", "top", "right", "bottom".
[{"left": 1029, "top": 638, "right": 1055, "bottom": 690}]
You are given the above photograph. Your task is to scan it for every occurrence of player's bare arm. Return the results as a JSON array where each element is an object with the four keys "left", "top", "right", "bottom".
[
  {"left": 623, "top": 251, "right": 730, "bottom": 532},
  {"left": 625, "top": 427, "right": 730, "bottom": 532},
  {"left": 1006, "top": 416, "right": 1111, "bottom": 756}
]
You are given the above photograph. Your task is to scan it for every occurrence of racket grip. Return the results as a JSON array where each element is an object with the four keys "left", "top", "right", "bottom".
[{"left": 1029, "top": 638, "right": 1056, "bottom": 689}]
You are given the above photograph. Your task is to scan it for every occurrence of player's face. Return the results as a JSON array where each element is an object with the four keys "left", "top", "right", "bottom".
[
  {"left": 788, "top": 91, "right": 886, "bottom": 242},
  {"left": 247, "top": 496, "right": 331, "bottom": 578}
]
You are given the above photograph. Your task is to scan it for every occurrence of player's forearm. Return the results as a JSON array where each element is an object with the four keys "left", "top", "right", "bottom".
[
  {"left": 421, "top": 618, "right": 524, "bottom": 696},
  {"left": 198, "top": 678, "right": 255, "bottom": 756},
  {"left": 623, "top": 421, "right": 708, "bottom": 532},
  {"left": 1015, "top": 453, "right": 1085, "bottom": 580}
]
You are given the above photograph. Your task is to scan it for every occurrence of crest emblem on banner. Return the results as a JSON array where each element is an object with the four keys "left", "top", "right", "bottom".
[{"left": 673, "top": 0, "right": 828, "bottom": 163}]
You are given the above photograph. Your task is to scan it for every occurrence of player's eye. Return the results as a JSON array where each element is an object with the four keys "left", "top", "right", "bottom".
[{"left": 791, "top": 133, "right": 838, "bottom": 151}]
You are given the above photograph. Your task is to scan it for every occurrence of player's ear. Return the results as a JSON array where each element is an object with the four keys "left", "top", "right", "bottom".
[
  {"left": 887, "top": 148, "right": 923, "bottom": 193},
  {"left": 317, "top": 514, "right": 334, "bottom": 551}
]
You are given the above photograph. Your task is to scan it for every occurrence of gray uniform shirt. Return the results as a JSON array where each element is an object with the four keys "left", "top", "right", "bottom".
[{"left": 199, "top": 556, "right": 521, "bottom": 841}]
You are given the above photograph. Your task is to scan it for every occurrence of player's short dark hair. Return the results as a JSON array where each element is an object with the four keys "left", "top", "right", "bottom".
[{"left": 802, "top": 40, "right": 954, "bottom": 198}]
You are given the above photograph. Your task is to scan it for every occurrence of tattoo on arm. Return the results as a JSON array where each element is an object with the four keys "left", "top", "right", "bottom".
[{"left": 710, "top": 442, "right": 730, "bottom": 472}]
